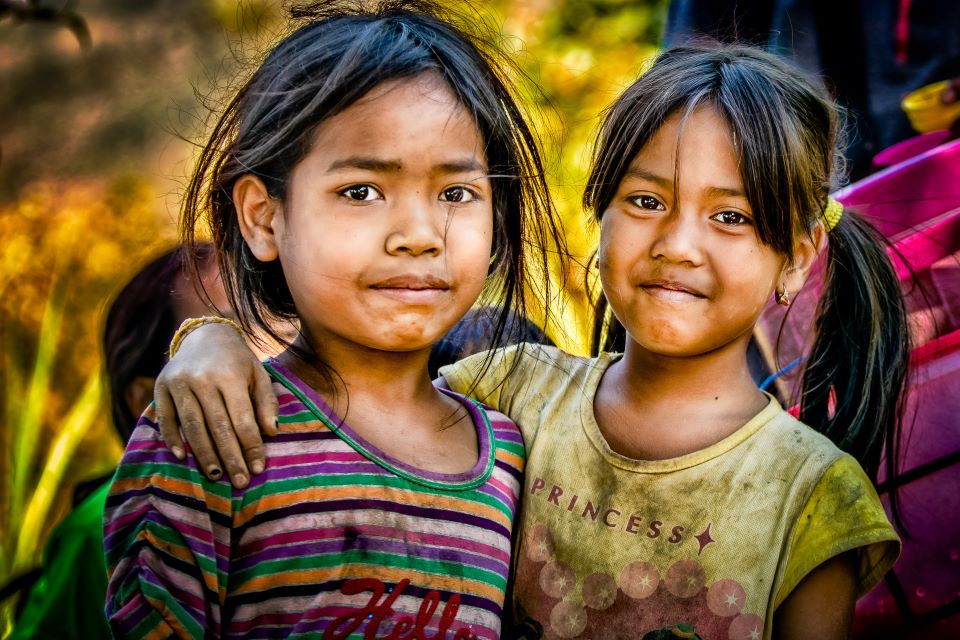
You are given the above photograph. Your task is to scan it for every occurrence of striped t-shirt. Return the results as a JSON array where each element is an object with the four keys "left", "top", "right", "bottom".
[{"left": 104, "top": 358, "right": 524, "bottom": 639}]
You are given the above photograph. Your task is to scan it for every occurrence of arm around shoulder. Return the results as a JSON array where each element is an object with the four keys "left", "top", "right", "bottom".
[{"left": 155, "top": 318, "right": 278, "bottom": 488}]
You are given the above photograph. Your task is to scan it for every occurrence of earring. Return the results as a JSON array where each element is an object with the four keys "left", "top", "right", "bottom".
[{"left": 775, "top": 285, "right": 790, "bottom": 307}]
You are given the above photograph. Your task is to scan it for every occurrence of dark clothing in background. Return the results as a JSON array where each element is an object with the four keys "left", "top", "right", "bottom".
[{"left": 663, "top": 0, "right": 960, "bottom": 179}]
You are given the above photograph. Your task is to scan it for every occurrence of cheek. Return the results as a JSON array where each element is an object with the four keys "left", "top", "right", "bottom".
[
  {"left": 597, "top": 216, "right": 636, "bottom": 284},
  {"left": 596, "top": 216, "right": 615, "bottom": 270},
  {"left": 452, "top": 211, "right": 494, "bottom": 277}
]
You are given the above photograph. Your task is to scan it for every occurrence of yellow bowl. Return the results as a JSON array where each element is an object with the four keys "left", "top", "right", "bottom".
[{"left": 902, "top": 80, "right": 960, "bottom": 133}]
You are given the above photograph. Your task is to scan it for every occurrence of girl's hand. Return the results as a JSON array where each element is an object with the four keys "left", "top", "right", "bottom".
[{"left": 155, "top": 322, "right": 278, "bottom": 488}]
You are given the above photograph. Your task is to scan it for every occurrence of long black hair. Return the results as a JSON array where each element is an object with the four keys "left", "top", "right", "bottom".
[
  {"left": 586, "top": 44, "right": 910, "bottom": 507},
  {"left": 182, "top": 0, "right": 562, "bottom": 378}
]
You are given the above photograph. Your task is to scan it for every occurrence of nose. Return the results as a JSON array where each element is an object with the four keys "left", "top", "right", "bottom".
[
  {"left": 385, "top": 197, "right": 444, "bottom": 257},
  {"left": 650, "top": 207, "right": 705, "bottom": 266}
]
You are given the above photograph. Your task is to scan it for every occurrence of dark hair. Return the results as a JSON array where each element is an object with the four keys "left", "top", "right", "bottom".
[
  {"left": 103, "top": 244, "right": 215, "bottom": 443},
  {"left": 182, "top": 0, "right": 561, "bottom": 373},
  {"left": 586, "top": 45, "right": 910, "bottom": 504}
]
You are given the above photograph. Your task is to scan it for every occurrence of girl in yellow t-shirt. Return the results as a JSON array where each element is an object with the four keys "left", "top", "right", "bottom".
[{"left": 153, "top": 44, "right": 909, "bottom": 639}]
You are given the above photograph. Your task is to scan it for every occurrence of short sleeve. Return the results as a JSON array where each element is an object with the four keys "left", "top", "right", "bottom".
[
  {"left": 440, "top": 343, "right": 568, "bottom": 445},
  {"left": 775, "top": 455, "right": 900, "bottom": 607},
  {"left": 438, "top": 344, "right": 530, "bottom": 414}
]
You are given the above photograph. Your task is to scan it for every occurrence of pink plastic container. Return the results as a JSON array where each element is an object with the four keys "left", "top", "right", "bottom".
[
  {"left": 754, "top": 137, "right": 960, "bottom": 638},
  {"left": 873, "top": 131, "right": 952, "bottom": 169}
]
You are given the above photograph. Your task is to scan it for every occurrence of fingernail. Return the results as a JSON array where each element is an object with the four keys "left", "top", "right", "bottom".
[
  {"left": 208, "top": 467, "right": 222, "bottom": 480},
  {"left": 233, "top": 473, "right": 248, "bottom": 488},
  {"left": 171, "top": 446, "right": 185, "bottom": 460},
  {"left": 251, "top": 460, "right": 264, "bottom": 474}
]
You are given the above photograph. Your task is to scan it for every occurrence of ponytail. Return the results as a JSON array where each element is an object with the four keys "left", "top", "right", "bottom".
[{"left": 799, "top": 208, "right": 910, "bottom": 520}]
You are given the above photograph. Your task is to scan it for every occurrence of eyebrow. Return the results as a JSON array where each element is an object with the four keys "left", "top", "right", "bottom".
[
  {"left": 624, "top": 167, "right": 672, "bottom": 187},
  {"left": 326, "top": 156, "right": 487, "bottom": 176},
  {"left": 327, "top": 157, "right": 402, "bottom": 173},
  {"left": 624, "top": 167, "right": 745, "bottom": 198}
]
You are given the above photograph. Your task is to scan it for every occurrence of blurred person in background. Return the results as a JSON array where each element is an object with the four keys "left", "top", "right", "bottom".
[{"left": 8, "top": 243, "right": 227, "bottom": 640}]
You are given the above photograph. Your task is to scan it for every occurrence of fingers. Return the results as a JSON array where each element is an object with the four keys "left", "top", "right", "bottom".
[
  {"left": 222, "top": 383, "right": 267, "bottom": 477},
  {"left": 196, "top": 387, "right": 252, "bottom": 489},
  {"left": 155, "top": 381, "right": 185, "bottom": 460},
  {"left": 168, "top": 380, "right": 224, "bottom": 482},
  {"left": 252, "top": 364, "right": 280, "bottom": 438}
]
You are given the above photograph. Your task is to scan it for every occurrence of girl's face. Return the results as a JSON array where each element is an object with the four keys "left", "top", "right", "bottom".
[
  {"left": 236, "top": 74, "right": 493, "bottom": 357},
  {"left": 599, "top": 106, "right": 802, "bottom": 359}
]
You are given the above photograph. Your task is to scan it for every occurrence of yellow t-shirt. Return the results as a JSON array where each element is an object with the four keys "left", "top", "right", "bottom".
[{"left": 440, "top": 345, "right": 899, "bottom": 640}]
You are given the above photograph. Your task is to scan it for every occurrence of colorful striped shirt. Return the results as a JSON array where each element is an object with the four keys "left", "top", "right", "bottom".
[{"left": 104, "top": 358, "right": 524, "bottom": 639}]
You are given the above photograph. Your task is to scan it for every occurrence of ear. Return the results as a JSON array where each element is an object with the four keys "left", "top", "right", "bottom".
[
  {"left": 233, "top": 174, "right": 281, "bottom": 262},
  {"left": 781, "top": 224, "right": 826, "bottom": 294}
]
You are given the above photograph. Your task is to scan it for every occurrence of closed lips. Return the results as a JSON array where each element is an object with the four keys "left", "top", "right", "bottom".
[
  {"left": 640, "top": 279, "right": 706, "bottom": 298},
  {"left": 370, "top": 274, "right": 451, "bottom": 290}
]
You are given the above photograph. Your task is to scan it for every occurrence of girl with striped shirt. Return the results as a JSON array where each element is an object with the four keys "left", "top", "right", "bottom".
[{"left": 102, "top": 3, "right": 563, "bottom": 638}]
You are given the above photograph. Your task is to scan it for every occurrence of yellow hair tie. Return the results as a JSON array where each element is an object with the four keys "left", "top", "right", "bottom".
[
  {"left": 169, "top": 316, "right": 245, "bottom": 357},
  {"left": 822, "top": 197, "right": 844, "bottom": 232}
]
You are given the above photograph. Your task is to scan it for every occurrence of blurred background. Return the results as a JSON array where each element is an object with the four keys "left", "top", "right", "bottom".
[
  {"left": 4, "top": 0, "right": 959, "bottom": 637},
  {"left": 0, "top": 0, "right": 667, "bottom": 633}
]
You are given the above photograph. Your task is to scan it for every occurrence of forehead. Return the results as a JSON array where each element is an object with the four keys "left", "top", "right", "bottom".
[
  {"left": 629, "top": 106, "right": 741, "bottom": 185},
  {"left": 304, "top": 74, "right": 486, "bottom": 166}
]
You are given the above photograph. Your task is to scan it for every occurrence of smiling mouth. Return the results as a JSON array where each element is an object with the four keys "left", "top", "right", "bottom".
[
  {"left": 369, "top": 275, "right": 451, "bottom": 303},
  {"left": 370, "top": 274, "right": 451, "bottom": 291},
  {"left": 640, "top": 280, "right": 707, "bottom": 301}
]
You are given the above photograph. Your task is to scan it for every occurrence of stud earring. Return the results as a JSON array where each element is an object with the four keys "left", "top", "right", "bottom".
[{"left": 775, "top": 285, "right": 790, "bottom": 307}]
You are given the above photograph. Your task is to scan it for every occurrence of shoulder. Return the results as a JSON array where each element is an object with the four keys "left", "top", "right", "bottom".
[
  {"left": 755, "top": 407, "right": 848, "bottom": 470},
  {"left": 439, "top": 343, "right": 601, "bottom": 400},
  {"left": 776, "top": 451, "right": 899, "bottom": 606}
]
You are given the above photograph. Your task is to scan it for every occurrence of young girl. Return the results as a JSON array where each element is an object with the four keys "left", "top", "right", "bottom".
[
  {"left": 102, "top": 3, "right": 565, "bottom": 638},
  {"left": 158, "top": 45, "right": 909, "bottom": 639}
]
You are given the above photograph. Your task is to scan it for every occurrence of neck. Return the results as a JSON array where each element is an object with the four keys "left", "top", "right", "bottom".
[
  {"left": 277, "top": 334, "right": 438, "bottom": 415},
  {"left": 614, "top": 335, "right": 765, "bottom": 413}
]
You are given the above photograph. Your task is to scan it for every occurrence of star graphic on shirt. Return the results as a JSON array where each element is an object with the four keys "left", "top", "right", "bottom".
[
  {"left": 748, "top": 627, "right": 761, "bottom": 640},
  {"left": 562, "top": 608, "right": 585, "bottom": 630},
  {"left": 694, "top": 523, "right": 715, "bottom": 554},
  {"left": 725, "top": 593, "right": 740, "bottom": 608},
  {"left": 639, "top": 575, "right": 653, "bottom": 589}
]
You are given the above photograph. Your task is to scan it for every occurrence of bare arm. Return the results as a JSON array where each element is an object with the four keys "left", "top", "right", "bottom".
[
  {"left": 773, "top": 552, "right": 857, "bottom": 640},
  {"left": 155, "top": 322, "right": 278, "bottom": 487}
]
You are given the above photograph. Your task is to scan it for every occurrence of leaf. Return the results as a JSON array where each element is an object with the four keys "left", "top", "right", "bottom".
[
  {"left": 10, "top": 274, "right": 65, "bottom": 531},
  {"left": 12, "top": 371, "right": 103, "bottom": 573}
]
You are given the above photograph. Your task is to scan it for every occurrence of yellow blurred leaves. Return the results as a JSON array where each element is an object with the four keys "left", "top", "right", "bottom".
[{"left": 0, "top": 177, "right": 176, "bottom": 611}]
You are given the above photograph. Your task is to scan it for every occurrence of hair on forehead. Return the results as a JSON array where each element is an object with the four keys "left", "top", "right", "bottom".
[{"left": 585, "top": 43, "right": 842, "bottom": 260}]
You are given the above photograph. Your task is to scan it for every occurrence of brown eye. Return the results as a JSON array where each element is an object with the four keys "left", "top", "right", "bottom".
[
  {"left": 631, "top": 195, "right": 665, "bottom": 210},
  {"left": 339, "top": 184, "right": 380, "bottom": 201},
  {"left": 711, "top": 210, "right": 752, "bottom": 226},
  {"left": 440, "top": 186, "right": 477, "bottom": 203}
]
